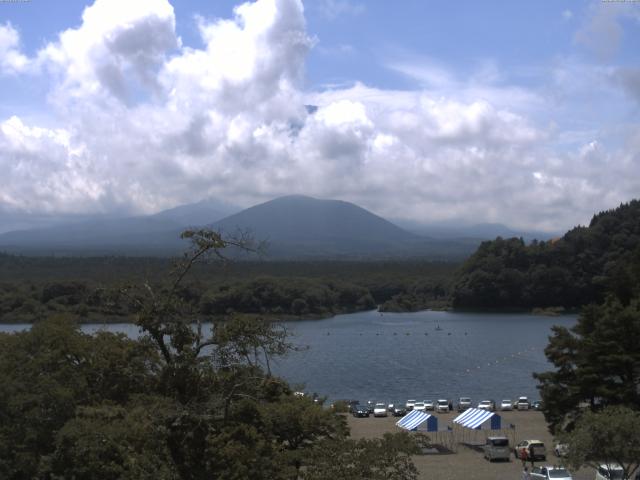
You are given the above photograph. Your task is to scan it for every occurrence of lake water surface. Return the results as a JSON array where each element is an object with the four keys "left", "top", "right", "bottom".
[{"left": 1, "top": 310, "right": 576, "bottom": 405}]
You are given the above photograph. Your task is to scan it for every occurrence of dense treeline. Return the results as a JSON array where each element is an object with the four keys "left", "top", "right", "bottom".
[
  {"left": 452, "top": 200, "right": 640, "bottom": 309},
  {"left": 532, "top": 212, "right": 640, "bottom": 477},
  {"left": 0, "top": 255, "right": 457, "bottom": 322}
]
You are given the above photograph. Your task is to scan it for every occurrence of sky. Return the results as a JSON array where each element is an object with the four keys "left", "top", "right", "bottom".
[{"left": 0, "top": 0, "right": 639, "bottom": 233}]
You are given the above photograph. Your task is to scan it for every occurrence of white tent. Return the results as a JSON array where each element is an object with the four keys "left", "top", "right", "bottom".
[
  {"left": 453, "top": 408, "right": 501, "bottom": 430},
  {"left": 396, "top": 410, "right": 438, "bottom": 432}
]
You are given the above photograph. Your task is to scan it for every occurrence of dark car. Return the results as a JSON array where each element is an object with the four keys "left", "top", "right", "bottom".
[
  {"left": 531, "top": 400, "right": 543, "bottom": 410},
  {"left": 392, "top": 406, "right": 407, "bottom": 417},
  {"left": 352, "top": 404, "right": 370, "bottom": 418},
  {"left": 347, "top": 400, "right": 360, "bottom": 414}
]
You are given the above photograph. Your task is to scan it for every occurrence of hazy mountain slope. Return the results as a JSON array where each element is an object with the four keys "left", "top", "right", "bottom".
[
  {"left": 212, "top": 195, "right": 418, "bottom": 255},
  {"left": 394, "top": 219, "right": 556, "bottom": 242},
  {"left": 212, "top": 195, "right": 478, "bottom": 259},
  {"left": 151, "top": 198, "right": 237, "bottom": 226},
  {"left": 0, "top": 198, "right": 236, "bottom": 255}
]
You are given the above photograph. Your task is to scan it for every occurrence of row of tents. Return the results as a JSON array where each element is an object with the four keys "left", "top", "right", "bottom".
[{"left": 396, "top": 407, "right": 502, "bottom": 432}]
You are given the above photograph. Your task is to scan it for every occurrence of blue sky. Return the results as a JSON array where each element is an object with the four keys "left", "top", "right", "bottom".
[{"left": 0, "top": 0, "right": 638, "bottom": 233}]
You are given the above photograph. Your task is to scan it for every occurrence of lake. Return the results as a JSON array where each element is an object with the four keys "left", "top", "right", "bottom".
[{"left": 0, "top": 309, "right": 576, "bottom": 405}]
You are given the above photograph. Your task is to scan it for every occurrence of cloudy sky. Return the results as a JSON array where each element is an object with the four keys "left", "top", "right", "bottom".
[{"left": 0, "top": 0, "right": 639, "bottom": 233}]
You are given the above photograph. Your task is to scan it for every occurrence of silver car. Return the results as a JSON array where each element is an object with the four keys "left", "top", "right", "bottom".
[
  {"left": 483, "top": 436, "right": 510, "bottom": 462},
  {"left": 500, "top": 399, "right": 513, "bottom": 411},
  {"left": 530, "top": 466, "right": 573, "bottom": 480},
  {"left": 435, "top": 399, "right": 449, "bottom": 413},
  {"left": 413, "top": 401, "right": 426, "bottom": 412},
  {"left": 373, "top": 403, "right": 388, "bottom": 417}
]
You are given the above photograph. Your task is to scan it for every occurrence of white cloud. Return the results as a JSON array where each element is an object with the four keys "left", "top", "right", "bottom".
[
  {"left": 0, "top": 23, "right": 30, "bottom": 74},
  {"left": 38, "top": 0, "right": 179, "bottom": 104},
  {"left": 0, "top": 0, "right": 638, "bottom": 234},
  {"left": 562, "top": 9, "right": 573, "bottom": 20}
]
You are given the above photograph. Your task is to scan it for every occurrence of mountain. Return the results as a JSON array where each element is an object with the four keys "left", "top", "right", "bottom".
[
  {"left": 394, "top": 219, "right": 557, "bottom": 242},
  {"left": 212, "top": 195, "right": 475, "bottom": 259},
  {"left": 0, "top": 198, "right": 237, "bottom": 255},
  {"left": 0, "top": 194, "right": 482, "bottom": 259},
  {"left": 150, "top": 198, "right": 237, "bottom": 226}
]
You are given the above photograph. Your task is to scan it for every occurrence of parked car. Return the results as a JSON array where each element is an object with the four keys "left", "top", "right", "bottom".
[
  {"left": 530, "top": 466, "right": 573, "bottom": 480},
  {"left": 366, "top": 400, "right": 375, "bottom": 413},
  {"left": 553, "top": 443, "right": 568, "bottom": 457},
  {"left": 531, "top": 400, "right": 543, "bottom": 410},
  {"left": 413, "top": 401, "right": 426, "bottom": 412},
  {"left": 346, "top": 401, "right": 360, "bottom": 414},
  {"left": 352, "top": 404, "right": 370, "bottom": 417},
  {"left": 458, "top": 397, "right": 472, "bottom": 411},
  {"left": 387, "top": 403, "right": 395, "bottom": 412},
  {"left": 405, "top": 399, "right": 416, "bottom": 411},
  {"left": 373, "top": 403, "right": 388, "bottom": 417},
  {"left": 483, "top": 436, "right": 510, "bottom": 462},
  {"left": 500, "top": 399, "right": 513, "bottom": 411},
  {"left": 435, "top": 399, "right": 449, "bottom": 413},
  {"left": 595, "top": 464, "right": 625, "bottom": 480},
  {"left": 424, "top": 400, "right": 435, "bottom": 411},
  {"left": 514, "top": 439, "right": 546, "bottom": 461},
  {"left": 392, "top": 406, "right": 407, "bottom": 417},
  {"left": 477, "top": 400, "right": 495, "bottom": 411},
  {"left": 516, "top": 396, "right": 530, "bottom": 410}
]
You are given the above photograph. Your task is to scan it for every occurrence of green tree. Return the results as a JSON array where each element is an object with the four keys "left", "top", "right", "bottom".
[
  {"left": 534, "top": 297, "right": 640, "bottom": 433},
  {"left": 0, "top": 229, "right": 420, "bottom": 479},
  {"left": 560, "top": 406, "right": 640, "bottom": 480},
  {"left": 301, "top": 432, "right": 420, "bottom": 480}
]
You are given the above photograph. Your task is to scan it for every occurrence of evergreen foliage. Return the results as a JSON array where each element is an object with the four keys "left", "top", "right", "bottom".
[{"left": 452, "top": 200, "right": 640, "bottom": 309}]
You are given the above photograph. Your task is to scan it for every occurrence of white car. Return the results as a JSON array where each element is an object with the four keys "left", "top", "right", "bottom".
[
  {"left": 424, "top": 400, "right": 435, "bottom": 411},
  {"left": 477, "top": 400, "right": 495, "bottom": 411},
  {"left": 435, "top": 399, "right": 449, "bottom": 413},
  {"left": 373, "top": 403, "right": 388, "bottom": 417},
  {"left": 405, "top": 399, "right": 416, "bottom": 411},
  {"left": 530, "top": 466, "right": 573, "bottom": 480},
  {"left": 413, "top": 401, "right": 426, "bottom": 412},
  {"left": 595, "top": 464, "right": 625, "bottom": 480},
  {"left": 500, "top": 399, "right": 513, "bottom": 411},
  {"left": 516, "top": 396, "right": 530, "bottom": 410}
]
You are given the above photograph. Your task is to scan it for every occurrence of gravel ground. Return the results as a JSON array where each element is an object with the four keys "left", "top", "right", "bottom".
[{"left": 346, "top": 410, "right": 593, "bottom": 480}]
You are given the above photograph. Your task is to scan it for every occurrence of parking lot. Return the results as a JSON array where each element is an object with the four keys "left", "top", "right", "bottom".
[{"left": 346, "top": 410, "right": 594, "bottom": 480}]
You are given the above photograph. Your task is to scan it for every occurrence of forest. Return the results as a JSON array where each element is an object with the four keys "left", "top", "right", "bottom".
[
  {"left": 2, "top": 200, "right": 640, "bottom": 323},
  {"left": 0, "top": 255, "right": 455, "bottom": 323},
  {"left": 452, "top": 200, "right": 640, "bottom": 310},
  {"left": 0, "top": 230, "right": 422, "bottom": 479}
]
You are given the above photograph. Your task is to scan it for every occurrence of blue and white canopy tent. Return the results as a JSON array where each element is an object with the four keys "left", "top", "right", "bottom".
[
  {"left": 452, "top": 408, "right": 503, "bottom": 446},
  {"left": 453, "top": 408, "right": 501, "bottom": 430},
  {"left": 396, "top": 410, "right": 438, "bottom": 432}
]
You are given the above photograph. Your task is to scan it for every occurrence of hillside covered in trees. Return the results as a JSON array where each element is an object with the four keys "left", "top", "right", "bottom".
[
  {"left": 452, "top": 200, "right": 640, "bottom": 309},
  {"left": 0, "top": 256, "right": 454, "bottom": 323}
]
